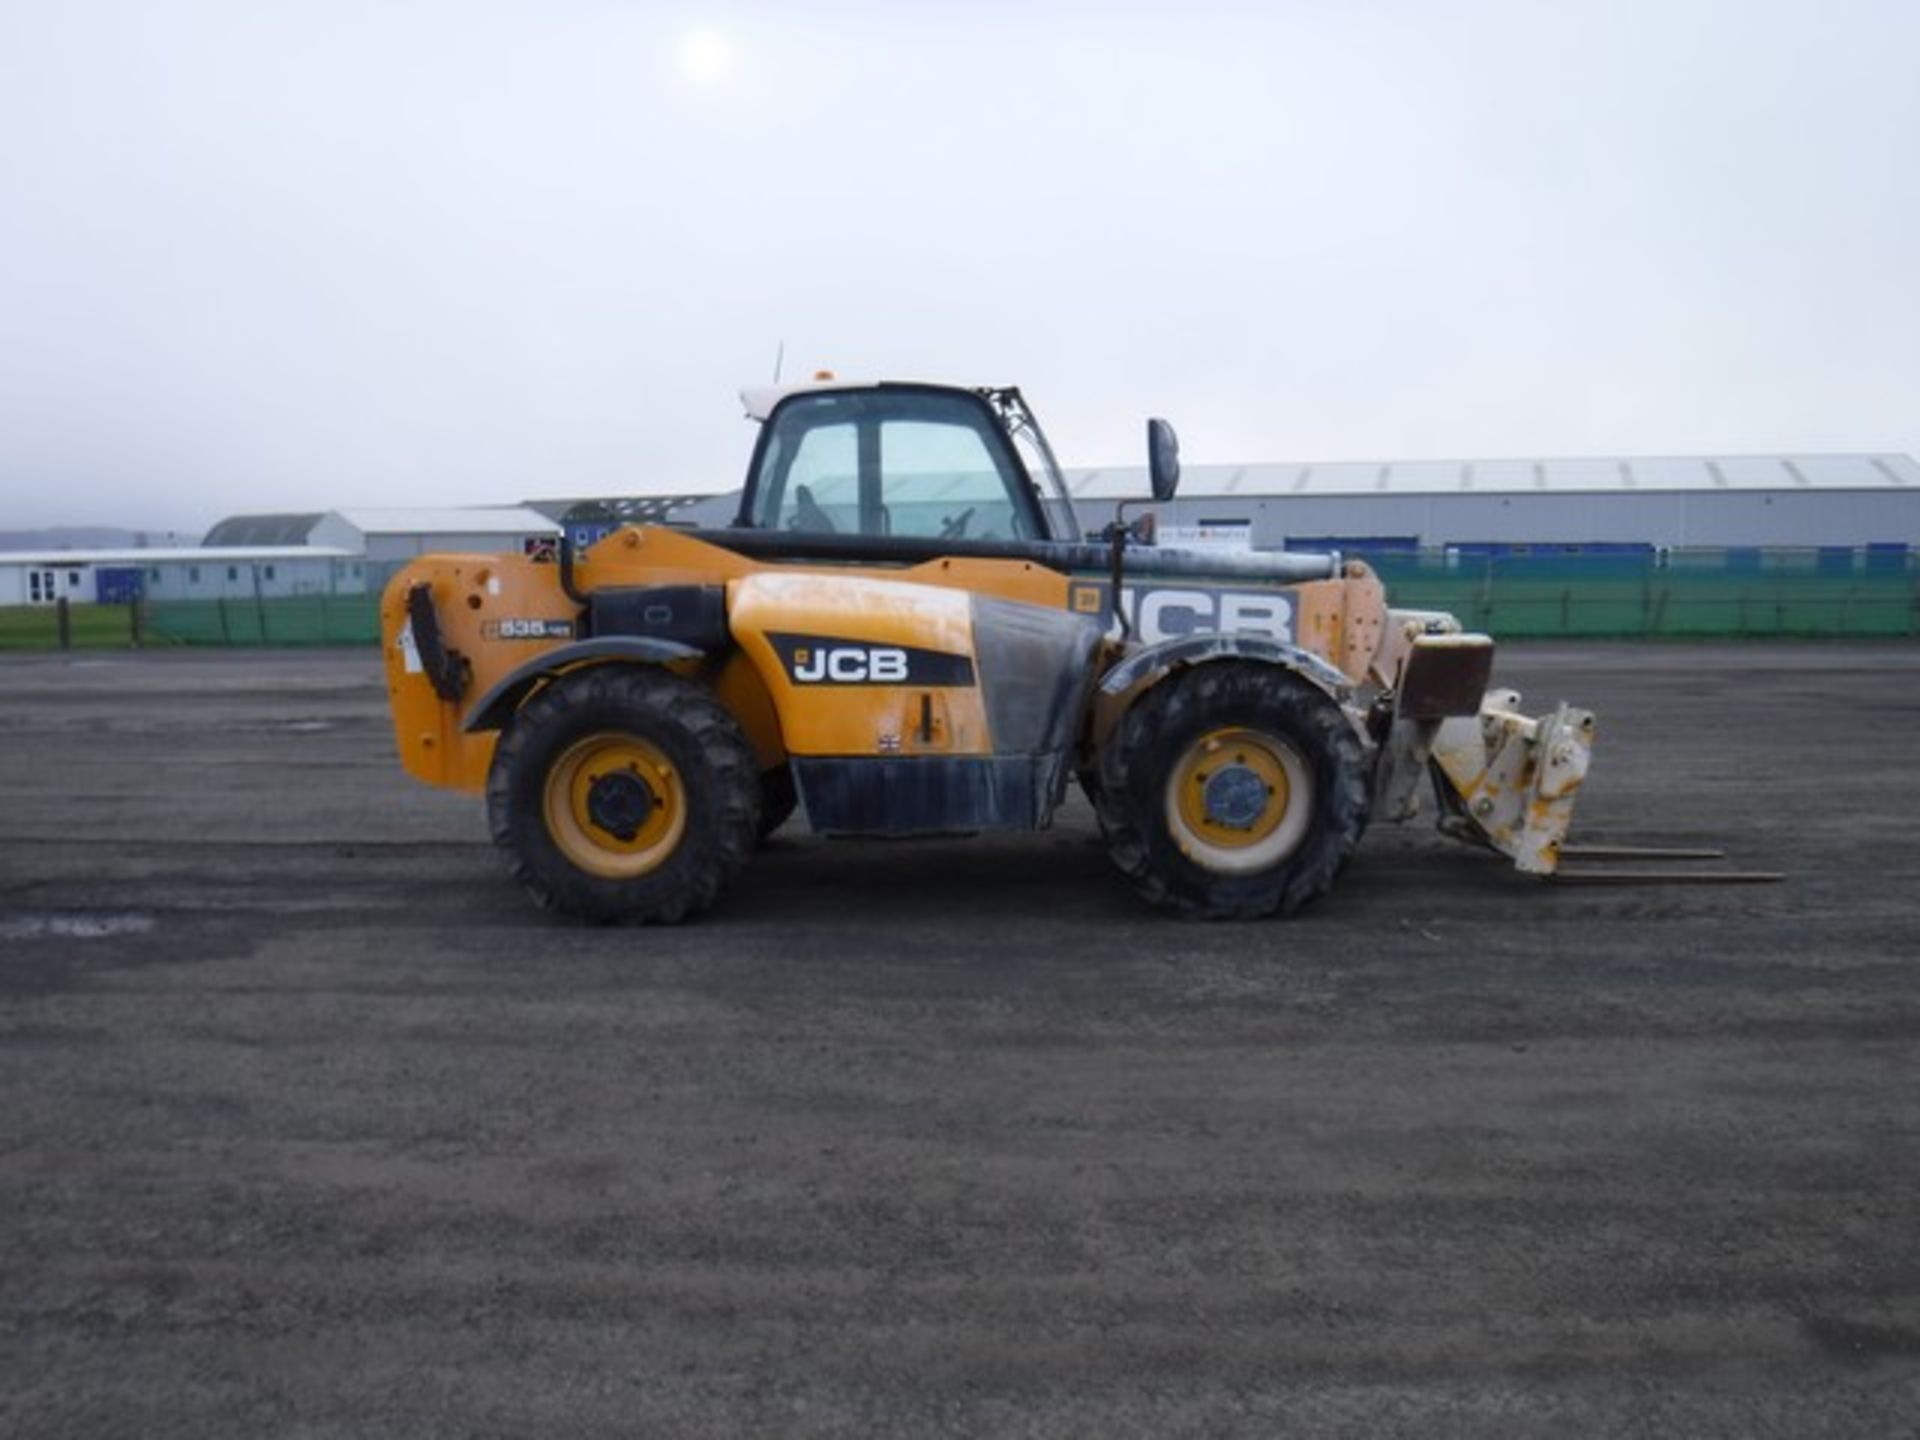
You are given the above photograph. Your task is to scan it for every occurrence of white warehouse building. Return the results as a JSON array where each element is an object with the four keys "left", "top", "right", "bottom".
[{"left": 1064, "top": 452, "right": 1920, "bottom": 552}]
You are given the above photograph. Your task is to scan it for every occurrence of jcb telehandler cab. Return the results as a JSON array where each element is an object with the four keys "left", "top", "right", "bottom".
[{"left": 384, "top": 380, "right": 1596, "bottom": 921}]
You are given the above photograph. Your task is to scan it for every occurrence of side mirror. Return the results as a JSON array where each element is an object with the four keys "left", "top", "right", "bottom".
[{"left": 1147, "top": 418, "right": 1181, "bottom": 502}]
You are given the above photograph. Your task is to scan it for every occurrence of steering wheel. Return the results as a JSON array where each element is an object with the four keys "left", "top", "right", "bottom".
[{"left": 939, "top": 507, "right": 975, "bottom": 540}]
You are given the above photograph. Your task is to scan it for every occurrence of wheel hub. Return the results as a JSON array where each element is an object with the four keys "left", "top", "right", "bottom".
[
  {"left": 1202, "top": 763, "right": 1270, "bottom": 831},
  {"left": 585, "top": 769, "right": 655, "bottom": 841}
]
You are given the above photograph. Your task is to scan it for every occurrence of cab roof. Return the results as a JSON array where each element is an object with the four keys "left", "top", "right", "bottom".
[{"left": 738, "top": 378, "right": 998, "bottom": 422}]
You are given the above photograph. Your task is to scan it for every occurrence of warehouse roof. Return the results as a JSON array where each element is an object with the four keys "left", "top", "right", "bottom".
[
  {"left": 327, "top": 506, "right": 559, "bottom": 534},
  {"left": 524, "top": 495, "right": 712, "bottom": 525},
  {"left": 202, "top": 513, "right": 326, "bottom": 546},
  {"left": 1063, "top": 453, "right": 1920, "bottom": 501}
]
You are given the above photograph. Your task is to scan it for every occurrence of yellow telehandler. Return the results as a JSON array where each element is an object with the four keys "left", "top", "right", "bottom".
[{"left": 382, "top": 380, "right": 1599, "bottom": 921}]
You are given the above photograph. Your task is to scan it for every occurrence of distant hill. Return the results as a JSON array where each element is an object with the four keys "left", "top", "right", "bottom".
[{"left": 0, "top": 527, "right": 197, "bottom": 553}]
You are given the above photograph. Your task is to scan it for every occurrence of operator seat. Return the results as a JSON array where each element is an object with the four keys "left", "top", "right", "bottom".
[{"left": 791, "top": 484, "right": 836, "bottom": 533}]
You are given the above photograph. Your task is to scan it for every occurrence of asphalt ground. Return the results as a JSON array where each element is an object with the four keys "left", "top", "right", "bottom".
[{"left": 1, "top": 643, "right": 1916, "bottom": 1437}]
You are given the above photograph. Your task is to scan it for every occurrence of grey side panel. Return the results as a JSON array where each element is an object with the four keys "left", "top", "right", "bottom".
[
  {"left": 792, "top": 755, "right": 1068, "bottom": 835},
  {"left": 462, "top": 637, "right": 701, "bottom": 732},
  {"left": 1097, "top": 634, "right": 1351, "bottom": 699},
  {"left": 969, "top": 596, "right": 1105, "bottom": 755}
]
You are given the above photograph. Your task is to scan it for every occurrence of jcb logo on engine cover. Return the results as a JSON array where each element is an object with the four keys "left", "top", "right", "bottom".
[
  {"left": 768, "top": 633, "right": 975, "bottom": 687},
  {"left": 797, "top": 647, "right": 906, "bottom": 682}
]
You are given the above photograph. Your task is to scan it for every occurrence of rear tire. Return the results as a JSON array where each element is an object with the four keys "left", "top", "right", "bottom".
[
  {"left": 486, "top": 667, "right": 760, "bottom": 923},
  {"left": 1095, "top": 662, "right": 1369, "bottom": 919}
]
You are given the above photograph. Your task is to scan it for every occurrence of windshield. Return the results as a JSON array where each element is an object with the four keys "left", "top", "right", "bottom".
[{"left": 985, "top": 387, "right": 1081, "bottom": 543}]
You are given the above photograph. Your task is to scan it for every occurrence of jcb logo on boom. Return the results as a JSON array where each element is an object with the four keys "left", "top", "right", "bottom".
[
  {"left": 1069, "top": 583, "right": 1296, "bottom": 645},
  {"left": 791, "top": 646, "right": 909, "bottom": 683}
]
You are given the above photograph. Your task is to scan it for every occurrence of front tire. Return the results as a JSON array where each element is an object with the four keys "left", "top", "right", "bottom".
[
  {"left": 486, "top": 667, "right": 760, "bottom": 923},
  {"left": 1095, "top": 663, "right": 1370, "bottom": 919}
]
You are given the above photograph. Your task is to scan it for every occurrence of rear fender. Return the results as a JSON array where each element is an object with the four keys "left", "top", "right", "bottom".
[{"left": 462, "top": 637, "right": 701, "bottom": 732}]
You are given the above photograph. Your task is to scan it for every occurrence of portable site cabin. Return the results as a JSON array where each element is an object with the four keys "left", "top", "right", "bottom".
[{"left": 0, "top": 547, "right": 362, "bottom": 606}]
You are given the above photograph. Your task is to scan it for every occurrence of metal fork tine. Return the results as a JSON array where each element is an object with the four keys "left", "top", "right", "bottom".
[
  {"left": 1559, "top": 844, "right": 1727, "bottom": 861},
  {"left": 1549, "top": 869, "right": 1784, "bottom": 885}
]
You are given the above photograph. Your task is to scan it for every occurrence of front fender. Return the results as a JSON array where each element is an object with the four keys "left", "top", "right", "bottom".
[
  {"left": 1098, "top": 633, "right": 1353, "bottom": 701},
  {"left": 1091, "top": 634, "right": 1362, "bottom": 753}
]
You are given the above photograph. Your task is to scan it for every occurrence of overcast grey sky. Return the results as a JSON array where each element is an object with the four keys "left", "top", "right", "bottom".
[{"left": 2, "top": 0, "right": 1916, "bottom": 532}]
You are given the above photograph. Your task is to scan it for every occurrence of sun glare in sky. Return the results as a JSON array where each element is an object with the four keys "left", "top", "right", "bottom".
[{"left": 677, "top": 27, "right": 734, "bottom": 85}]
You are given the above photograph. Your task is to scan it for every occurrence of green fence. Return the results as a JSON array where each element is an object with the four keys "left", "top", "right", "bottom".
[
  {"left": 1366, "top": 550, "right": 1919, "bottom": 638},
  {"left": 141, "top": 595, "right": 382, "bottom": 646},
  {"left": 0, "top": 602, "right": 144, "bottom": 651},
  {"left": 0, "top": 595, "right": 382, "bottom": 650},
  {"left": 2, "top": 551, "right": 1916, "bottom": 650}
]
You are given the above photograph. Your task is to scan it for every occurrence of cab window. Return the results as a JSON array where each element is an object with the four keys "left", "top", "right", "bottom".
[
  {"left": 748, "top": 390, "right": 1039, "bottom": 541},
  {"left": 768, "top": 421, "right": 858, "bottom": 534},
  {"left": 880, "top": 419, "right": 1030, "bottom": 540}
]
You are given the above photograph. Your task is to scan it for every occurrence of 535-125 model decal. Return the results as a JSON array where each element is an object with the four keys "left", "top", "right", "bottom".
[{"left": 482, "top": 618, "right": 576, "bottom": 641}]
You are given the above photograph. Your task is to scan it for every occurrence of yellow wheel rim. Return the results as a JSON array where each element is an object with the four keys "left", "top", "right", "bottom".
[
  {"left": 1165, "top": 726, "right": 1312, "bottom": 875},
  {"left": 542, "top": 732, "right": 687, "bottom": 880}
]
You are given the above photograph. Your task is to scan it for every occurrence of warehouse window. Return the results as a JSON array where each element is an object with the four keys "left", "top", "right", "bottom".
[
  {"left": 227, "top": 566, "right": 239, "bottom": 582},
  {"left": 1865, "top": 543, "right": 1908, "bottom": 575},
  {"left": 147, "top": 568, "right": 160, "bottom": 582},
  {"left": 189, "top": 567, "right": 201, "bottom": 583},
  {"left": 67, "top": 571, "right": 81, "bottom": 588},
  {"left": 1289, "top": 535, "right": 1419, "bottom": 554},
  {"left": 264, "top": 565, "right": 276, "bottom": 580}
]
